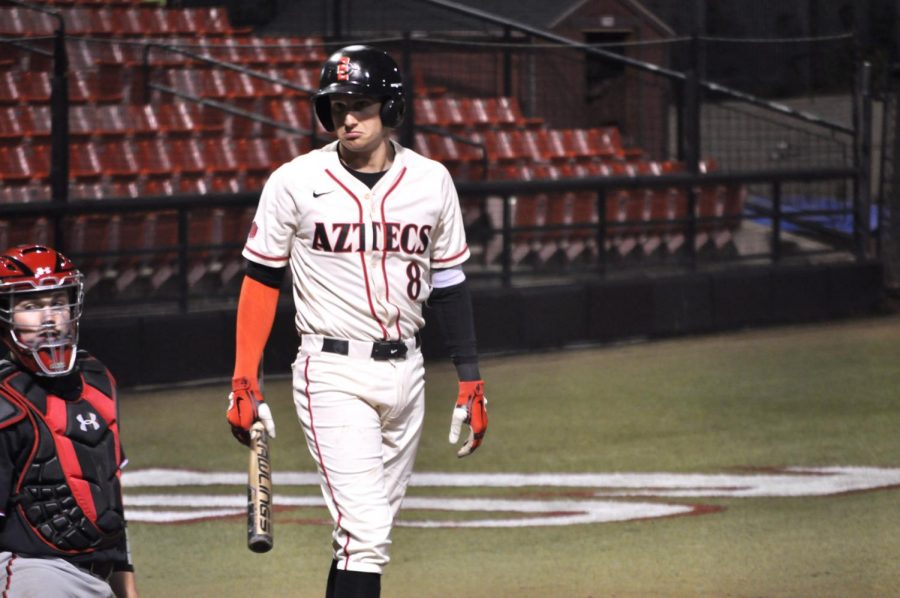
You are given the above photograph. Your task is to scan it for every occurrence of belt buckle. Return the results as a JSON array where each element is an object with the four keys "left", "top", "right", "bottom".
[{"left": 371, "top": 340, "right": 407, "bottom": 360}]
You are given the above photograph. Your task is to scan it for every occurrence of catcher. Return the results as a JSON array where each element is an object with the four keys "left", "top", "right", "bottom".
[{"left": 0, "top": 245, "right": 138, "bottom": 598}]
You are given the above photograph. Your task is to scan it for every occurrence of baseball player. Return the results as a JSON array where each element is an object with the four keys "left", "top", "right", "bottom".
[
  {"left": 0, "top": 245, "right": 138, "bottom": 598},
  {"left": 226, "top": 45, "right": 488, "bottom": 597}
]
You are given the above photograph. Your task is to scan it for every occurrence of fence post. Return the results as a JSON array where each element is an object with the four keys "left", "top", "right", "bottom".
[
  {"left": 771, "top": 180, "right": 782, "bottom": 263},
  {"left": 501, "top": 195, "right": 512, "bottom": 288},
  {"left": 855, "top": 60, "right": 873, "bottom": 260},
  {"left": 502, "top": 26, "right": 512, "bottom": 98},
  {"left": 400, "top": 32, "right": 414, "bottom": 150},
  {"left": 596, "top": 188, "right": 606, "bottom": 276},
  {"left": 682, "top": 33, "right": 702, "bottom": 271},
  {"left": 49, "top": 16, "right": 69, "bottom": 248},
  {"left": 177, "top": 207, "right": 189, "bottom": 313}
]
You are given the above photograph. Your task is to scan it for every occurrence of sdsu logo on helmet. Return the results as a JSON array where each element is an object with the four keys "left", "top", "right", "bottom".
[{"left": 0, "top": 245, "right": 84, "bottom": 376}]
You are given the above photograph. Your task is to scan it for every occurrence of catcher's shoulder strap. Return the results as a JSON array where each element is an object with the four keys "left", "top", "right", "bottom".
[
  {"left": 0, "top": 359, "right": 28, "bottom": 430},
  {"left": 76, "top": 351, "right": 115, "bottom": 400}
]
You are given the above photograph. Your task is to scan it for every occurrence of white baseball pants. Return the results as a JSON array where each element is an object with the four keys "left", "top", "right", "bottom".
[{"left": 292, "top": 335, "right": 425, "bottom": 574}]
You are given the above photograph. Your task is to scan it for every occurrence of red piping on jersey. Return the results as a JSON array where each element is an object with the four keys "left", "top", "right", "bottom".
[
  {"left": 3, "top": 553, "right": 15, "bottom": 596},
  {"left": 326, "top": 168, "right": 389, "bottom": 339},
  {"left": 303, "top": 356, "right": 352, "bottom": 570},
  {"left": 433, "top": 245, "right": 470, "bottom": 264},
  {"left": 243, "top": 245, "right": 289, "bottom": 262},
  {"left": 380, "top": 167, "right": 407, "bottom": 340}
]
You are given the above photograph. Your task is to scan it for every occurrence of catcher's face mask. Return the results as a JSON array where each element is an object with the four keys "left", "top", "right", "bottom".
[{"left": 0, "top": 245, "right": 84, "bottom": 377}]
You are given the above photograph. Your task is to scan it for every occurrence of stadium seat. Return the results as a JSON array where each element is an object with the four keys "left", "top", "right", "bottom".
[
  {"left": 263, "top": 98, "right": 312, "bottom": 135},
  {"left": 235, "top": 138, "right": 275, "bottom": 175},
  {"left": 64, "top": 212, "right": 118, "bottom": 291},
  {"left": 19, "top": 72, "right": 52, "bottom": 104},
  {"left": 106, "top": 180, "right": 141, "bottom": 198},
  {"left": 133, "top": 138, "right": 175, "bottom": 178},
  {"left": 0, "top": 183, "right": 50, "bottom": 204},
  {"left": 68, "top": 104, "right": 95, "bottom": 140},
  {"left": 98, "top": 140, "right": 140, "bottom": 180},
  {"left": 152, "top": 102, "right": 198, "bottom": 136},
  {"left": 0, "top": 217, "right": 51, "bottom": 252},
  {"left": 0, "top": 8, "right": 55, "bottom": 37},
  {"left": 168, "top": 139, "right": 206, "bottom": 177},
  {"left": 69, "top": 71, "right": 124, "bottom": 104},
  {"left": 68, "top": 182, "right": 106, "bottom": 200},
  {"left": 202, "top": 138, "right": 240, "bottom": 175},
  {"left": 63, "top": 8, "right": 111, "bottom": 37},
  {"left": 0, "top": 146, "right": 41, "bottom": 183},
  {"left": 91, "top": 104, "right": 133, "bottom": 138},
  {"left": 68, "top": 141, "right": 103, "bottom": 181},
  {"left": 466, "top": 97, "right": 523, "bottom": 130},
  {"left": 140, "top": 178, "right": 174, "bottom": 197},
  {"left": 0, "top": 107, "right": 26, "bottom": 143},
  {"left": 563, "top": 162, "right": 601, "bottom": 260}
]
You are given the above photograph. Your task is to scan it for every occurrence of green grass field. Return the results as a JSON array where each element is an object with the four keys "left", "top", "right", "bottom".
[{"left": 119, "top": 314, "right": 900, "bottom": 597}]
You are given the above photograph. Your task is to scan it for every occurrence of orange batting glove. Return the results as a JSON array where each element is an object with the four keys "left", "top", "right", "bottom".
[
  {"left": 227, "top": 377, "right": 276, "bottom": 446},
  {"left": 448, "top": 380, "right": 487, "bottom": 458}
]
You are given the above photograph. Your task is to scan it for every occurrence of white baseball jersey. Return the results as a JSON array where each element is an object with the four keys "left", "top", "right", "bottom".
[{"left": 243, "top": 139, "right": 470, "bottom": 341}]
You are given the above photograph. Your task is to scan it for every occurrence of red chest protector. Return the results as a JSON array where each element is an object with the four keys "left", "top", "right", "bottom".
[{"left": 0, "top": 353, "right": 125, "bottom": 554}]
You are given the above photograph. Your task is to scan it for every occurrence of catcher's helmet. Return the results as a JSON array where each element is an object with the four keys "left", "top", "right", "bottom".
[
  {"left": 313, "top": 45, "right": 405, "bottom": 132},
  {"left": 0, "top": 245, "right": 84, "bottom": 376}
]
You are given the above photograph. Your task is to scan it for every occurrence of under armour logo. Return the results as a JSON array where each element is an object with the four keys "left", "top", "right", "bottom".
[
  {"left": 76, "top": 412, "right": 100, "bottom": 432},
  {"left": 35, "top": 266, "right": 51, "bottom": 276}
]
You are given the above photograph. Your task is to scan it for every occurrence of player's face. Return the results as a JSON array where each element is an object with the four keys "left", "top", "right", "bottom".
[
  {"left": 330, "top": 94, "right": 386, "bottom": 154},
  {"left": 11, "top": 290, "right": 73, "bottom": 348}
]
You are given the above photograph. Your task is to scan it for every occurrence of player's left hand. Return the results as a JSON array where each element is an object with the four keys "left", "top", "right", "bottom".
[
  {"left": 227, "top": 377, "right": 276, "bottom": 446},
  {"left": 449, "top": 380, "right": 487, "bottom": 458}
]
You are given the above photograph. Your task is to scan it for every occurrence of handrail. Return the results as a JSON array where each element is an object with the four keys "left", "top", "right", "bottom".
[
  {"left": 0, "top": 167, "right": 856, "bottom": 218},
  {"left": 141, "top": 41, "right": 319, "bottom": 143},
  {"left": 148, "top": 82, "right": 310, "bottom": 136},
  {"left": 418, "top": 0, "right": 854, "bottom": 135}
]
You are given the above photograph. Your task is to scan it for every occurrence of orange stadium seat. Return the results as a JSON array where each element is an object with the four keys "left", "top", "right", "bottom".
[
  {"left": 19, "top": 72, "right": 52, "bottom": 104},
  {"left": 0, "top": 73, "right": 20, "bottom": 106},
  {"left": 68, "top": 141, "right": 103, "bottom": 180},
  {"left": 98, "top": 140, "right": 140, "bottom": 180},
  {"left": 202, "top": 138, "right": 240, "bottom": 175},
  {"left": 153, "top": 103, "right": 198, "bottom": 136},
  {"left": 134, "top": 138, "right": 175, "bottom": 178},
  {"left": 0, "top": 107, "right": 26, "bottom": 143},
  {"left": 0, "top": 146, "right": 41, "bottom": 183},
  {"left": 68, "top": 105, "right": 95, "bottom": 140},
  {"left": 235, "top": 138, "right": 275, "bottom": 175},
  {"left": 168, "top": 139, "right": 206, "bottom": 177},
  {"left": 93, "top": 104, "right": 133, "bottom": 138}
]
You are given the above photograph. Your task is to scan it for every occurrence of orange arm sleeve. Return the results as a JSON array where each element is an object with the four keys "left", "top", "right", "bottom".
[{"left": 232, "top": 275, "right": 280, "bottom": 381}]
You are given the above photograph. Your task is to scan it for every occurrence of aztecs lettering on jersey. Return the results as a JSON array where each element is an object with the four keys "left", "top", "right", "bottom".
[{"left": 311, "top": 221, "right": 432, "bottom": 254}]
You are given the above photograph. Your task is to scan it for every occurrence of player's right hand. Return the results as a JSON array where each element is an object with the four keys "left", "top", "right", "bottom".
[
  {"left": 227, "top": 377, "right": 276, "bottom": 446},
  {"left": 448, "top": 380, "right": 487, "bottom": 458}
]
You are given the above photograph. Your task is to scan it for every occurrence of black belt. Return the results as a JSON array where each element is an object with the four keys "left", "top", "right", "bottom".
[{"left": 321, "top": 334, "right": 420, "bottom": 361}]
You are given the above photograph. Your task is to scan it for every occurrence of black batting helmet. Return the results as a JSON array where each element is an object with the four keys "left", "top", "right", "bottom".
[{"left": 313, "top": 45, "right": 405, "bottom": 131}]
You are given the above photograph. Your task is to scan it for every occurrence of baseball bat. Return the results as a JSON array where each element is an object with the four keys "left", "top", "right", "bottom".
[{"left": 247, "top": 421, "right": 273, "bottom": 553}]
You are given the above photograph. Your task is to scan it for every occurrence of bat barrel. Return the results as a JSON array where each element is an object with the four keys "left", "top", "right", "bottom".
[{"left": 248, "top": 423, "right": 273, "bottom": 553}]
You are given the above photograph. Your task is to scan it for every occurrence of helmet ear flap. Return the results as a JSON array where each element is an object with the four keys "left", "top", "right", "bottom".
[
  {"left": 380, "top": 97, "right": 405, "bottom": 129},
  {"left": 315, "top": 96, "right": 335, "bottom": 132}
]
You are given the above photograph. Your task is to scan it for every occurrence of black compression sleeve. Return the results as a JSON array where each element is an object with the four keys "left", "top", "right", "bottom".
[
  {"left": 428, "top": 280, "right": 481, "bottom": 381},
  {"left": 245, "top": 260, "right": 286, "bottom": 289}
]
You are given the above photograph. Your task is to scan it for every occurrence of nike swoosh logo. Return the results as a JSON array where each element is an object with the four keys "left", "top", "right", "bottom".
[{"left": 312, "top": 190, "right": 334, "bottom": 198}]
